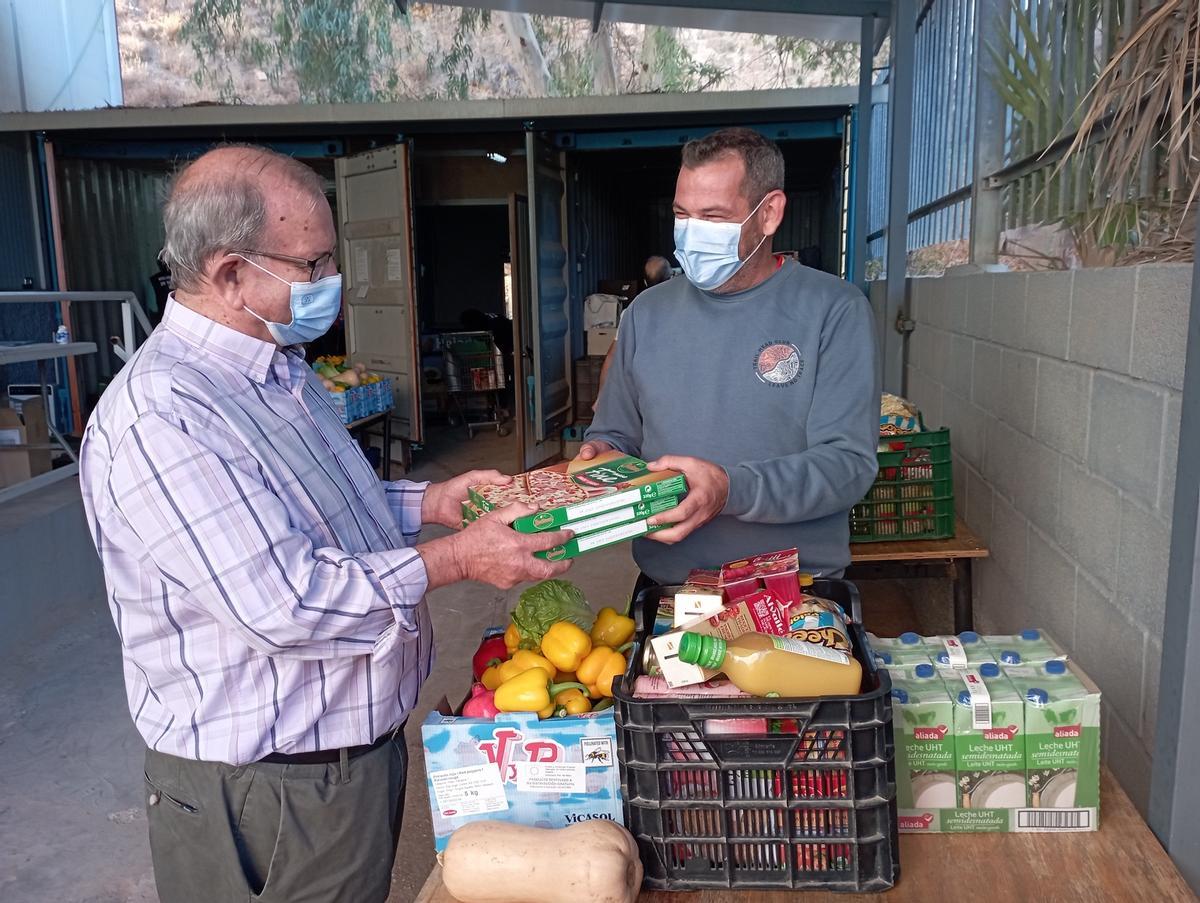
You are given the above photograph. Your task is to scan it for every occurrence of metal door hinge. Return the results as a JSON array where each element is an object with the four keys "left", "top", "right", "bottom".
[{"left": 895, "top": 312, "right": 916, "bottom": 335}]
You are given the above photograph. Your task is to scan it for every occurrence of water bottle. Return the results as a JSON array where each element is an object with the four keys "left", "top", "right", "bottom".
[{"left": 53, "top": 325, "right": 69, "bottom": 344}]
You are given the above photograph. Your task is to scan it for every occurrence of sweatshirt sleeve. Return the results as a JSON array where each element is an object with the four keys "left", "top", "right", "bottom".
[
  {"left": 585, "top": 304, "right": 644, "bottom": 456},
  {"left": 722, "top": 291, "right": 880, "bottom": 524}
]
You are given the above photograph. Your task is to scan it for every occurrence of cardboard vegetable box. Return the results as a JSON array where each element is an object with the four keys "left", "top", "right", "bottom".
[{"left": 421, "top": 703, "right": 623, "bottom": 852}]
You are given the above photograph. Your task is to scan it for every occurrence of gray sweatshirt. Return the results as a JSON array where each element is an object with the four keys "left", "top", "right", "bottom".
[{"left": 586, "top": 259, "right": 879, "bottom": 583}]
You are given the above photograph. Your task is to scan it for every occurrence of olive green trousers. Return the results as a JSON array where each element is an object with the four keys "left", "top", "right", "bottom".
[{"left": 143, "top": 734, "right": 408, "bottom": 903}]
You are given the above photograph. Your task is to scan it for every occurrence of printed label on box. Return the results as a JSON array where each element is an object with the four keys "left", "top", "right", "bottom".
[
  {"left": 580, "top": 737, "right": 614, "bottom": 768},
  {"left": 429, "top": 764, "right": 509, "bottom": 818},
  {"left": 514, "top": 762, "right": 587, "bottom": 793}
]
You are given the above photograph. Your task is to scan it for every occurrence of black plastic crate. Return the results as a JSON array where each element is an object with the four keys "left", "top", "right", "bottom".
[{"left": 614, "top": 579, "right": 899, "bottom": 893}]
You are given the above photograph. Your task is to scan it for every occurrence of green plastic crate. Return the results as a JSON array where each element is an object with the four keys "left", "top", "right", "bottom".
[{"left": 850, "top": 428, "right": 955, "bottom": 542}]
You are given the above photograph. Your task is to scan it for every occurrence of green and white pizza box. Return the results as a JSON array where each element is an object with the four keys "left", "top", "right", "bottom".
[
  {"left": 534, "top": 516, "right": 670, "bottom": 561},
  {"left": 468, "top": 452, "right": 688, "bottom": 534},
  {"left": 462, "top": 495, "right": 679, "bottom": 539}
]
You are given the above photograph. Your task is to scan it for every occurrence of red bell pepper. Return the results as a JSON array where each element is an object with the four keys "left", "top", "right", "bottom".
[
  {"left": 462, "top": 683, "right": 499, "bottom": 719},
  {"left": 472, "top": 631, "right": 509, "bottom": 680}
]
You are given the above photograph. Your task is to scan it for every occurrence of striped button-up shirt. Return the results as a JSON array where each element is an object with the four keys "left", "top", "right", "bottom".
[{"left": 80, "top": 298, "right": 433, "bottom": 765}]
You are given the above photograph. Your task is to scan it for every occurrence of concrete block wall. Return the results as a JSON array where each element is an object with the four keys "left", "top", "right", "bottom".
[{"left": 905, "top": 263, "right": 1189, "bottom": 815}]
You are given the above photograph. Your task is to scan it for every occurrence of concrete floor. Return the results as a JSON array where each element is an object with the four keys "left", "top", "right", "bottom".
[{"left": 0, "top": 424, "right": 927, "bottom": 903}]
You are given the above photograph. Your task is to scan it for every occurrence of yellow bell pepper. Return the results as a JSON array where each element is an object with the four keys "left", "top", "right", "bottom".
[
  {"left": 480, "top": 663, "right": 506, "bottom": 691},
  {"left": 591, "top": 605, "right": 636, "bottom": 648},
  {"left": 540, "top": 622, "right": 593, "bottom": 672},
  {"left": 492, "top": 649, "right": 557, "bottom": 685},
  {"left": 493, "top": 668, "right": 587, "bottom": 714},
  {"left": 577, "top": 644, "right": 630, "bottom": 699},
  {"left": 553, "top": 687, "right": 593, "bottom": 717},
  {"left": 504, "top": 622, "right": 522, "bottom": 656}
]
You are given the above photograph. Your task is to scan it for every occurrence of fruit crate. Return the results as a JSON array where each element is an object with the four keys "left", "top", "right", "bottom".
[
  {"left": 850, "top": 428, "right": 954, "bottom": 543},
  {"left": 615, "top": 580, "right": 899, "bottom": 893}
]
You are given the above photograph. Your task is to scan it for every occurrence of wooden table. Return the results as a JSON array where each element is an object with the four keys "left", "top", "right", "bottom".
[
  {"left": 847, "top": 518, "right": 989, "bottom": 634},
  {"left": 415, "top": 769, "right": 1195, "bottom": 903}
]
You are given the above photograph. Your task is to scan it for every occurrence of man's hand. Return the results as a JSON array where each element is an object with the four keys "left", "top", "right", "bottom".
[
  {"left": 418, "top": 504, "right": 573, "bottom": 590},
  {"left": 422, "top": 469, "right": 511, "bottom": 530},
  {"left": 577, "top": 439, "right": 615, "bottom": 461},
  {"left": 646, "top": 455, "right": 730, "bottom": 545}
]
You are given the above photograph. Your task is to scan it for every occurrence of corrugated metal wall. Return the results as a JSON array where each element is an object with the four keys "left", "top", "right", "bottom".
[
  {"left": 0, "top": 132, "right": 53, "bottom": 389},
  {"left": 55, "top": 156, "right": 169, "bottom": 404}
]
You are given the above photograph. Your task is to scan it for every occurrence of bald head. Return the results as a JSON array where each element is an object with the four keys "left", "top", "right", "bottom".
[
  {"left": 162, "top": 144, "right": 326, "bottom": 293},
  {"left": 644, "top": 255, "right": 672, "bottom": 287}
]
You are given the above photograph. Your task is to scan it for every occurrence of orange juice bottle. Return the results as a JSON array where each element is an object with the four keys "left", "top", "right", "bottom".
[{"left": 677, "top": 631, "right": 863, "bottom": 697}]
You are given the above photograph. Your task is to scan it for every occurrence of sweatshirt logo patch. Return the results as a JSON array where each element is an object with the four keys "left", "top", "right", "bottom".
[{"left": 754, "top": 342, "right": 803, "bottom": 386}]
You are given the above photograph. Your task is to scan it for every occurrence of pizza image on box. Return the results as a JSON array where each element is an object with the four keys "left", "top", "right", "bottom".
[{"left": 468, "top": 450, "right": 688, "bottom": 534}]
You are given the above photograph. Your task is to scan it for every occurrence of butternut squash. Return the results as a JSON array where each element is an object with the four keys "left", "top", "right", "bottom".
[{"left": 439, "top": 820, "right": 642, "bottom": 903}]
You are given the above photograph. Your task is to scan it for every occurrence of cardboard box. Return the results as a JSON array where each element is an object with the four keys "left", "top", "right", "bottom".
[
  {"left": 469, "top": 451, "right": 687, "bottom": 533},
  {"left": 421, "top": 704, "right": 622, "bottom": 852},
  {"left": 884, "top": 629, "right": 1101, "bottom": 833},
  {"left": 0, "top": 399, "right": 51, "bottom": 489},
  {"left": 535, "top": 516, "right": 669, "bottom": 561},
  {"left": 587, "top": 328, "right": 617, "bottom": 356}
]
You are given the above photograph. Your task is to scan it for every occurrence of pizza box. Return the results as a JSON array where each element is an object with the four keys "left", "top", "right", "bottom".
[
  {"left": 468, "top": 451, "right": 688, "bottom": 533},
  {"left": 462, "top": 495, "right": 680, "bottom": 539},
  {"left": 534, "top": 515, "right": 670, "bottom": 561}
]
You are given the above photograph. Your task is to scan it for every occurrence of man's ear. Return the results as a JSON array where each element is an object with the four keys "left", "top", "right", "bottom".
[
  {"left": 208, "top": 254, "right": 245, "bottom": 310},
  {"left": 761, "top": 190, "right": 787, "bottom": 238}
]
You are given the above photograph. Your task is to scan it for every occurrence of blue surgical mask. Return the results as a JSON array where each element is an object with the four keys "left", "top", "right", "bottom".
[
  {"left": 673, "top": 194, "right": 770, "bottom": 291},
  {"left": 238, "top": 255, "right": 343, "bottom": 346}
]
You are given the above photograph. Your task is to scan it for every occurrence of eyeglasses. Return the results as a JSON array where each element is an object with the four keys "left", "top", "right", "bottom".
[{"left": 231, "top": 248, "right": 338, "bottom": 282}]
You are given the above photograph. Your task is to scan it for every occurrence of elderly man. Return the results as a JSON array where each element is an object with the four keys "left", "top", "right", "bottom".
[
  {"left": 583, "top": 127, "right": 879, "bottom": 585},
  {"left": 79, "top": 145, "right": 569, "bottom": 903}
]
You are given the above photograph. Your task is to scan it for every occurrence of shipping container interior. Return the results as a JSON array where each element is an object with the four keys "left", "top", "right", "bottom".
[{"left": 26, "top": 108, "right": 850, "bottom": 473}]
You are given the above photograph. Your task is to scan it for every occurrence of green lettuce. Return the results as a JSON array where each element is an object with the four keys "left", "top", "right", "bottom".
[{"left": 511, "top": 579, "right": 595, "bottom": 649}]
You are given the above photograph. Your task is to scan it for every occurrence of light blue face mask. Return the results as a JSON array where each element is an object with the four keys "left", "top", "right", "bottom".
[
  {"left": 238, "top": 254, "right": 343, "bottom": 346},
  {"left": 673, "top": 194, "right": 770, "bottom": 292}
]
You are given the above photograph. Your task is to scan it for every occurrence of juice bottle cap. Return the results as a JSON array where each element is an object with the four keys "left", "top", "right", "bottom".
[
  {"left": 914, "top": 663, "right": 936, "bottom": 679},
  {"left": 1045, "top": 659, "right": 1067, "bottom": 675},
  {"left": 1001, "top": 650, "right": 1021, "bottom": 664},
  {"left": 959, "top": 631, "right": 980, "bottom": 644},
  {"left": 677, "top": 632, "right": 727, "bottom": 670},
  {"left": 798, "top": 573, "right": 814, "bottom": 587},
  {"left": 1026, "top": 688, "right": 1049, "bottom": 706},
  {"left": 899, "top": 631, "right": 922, "bottom": 645},
  {"left": 1020, "top": 629, "right": 1042, "bottom": 641},
  {"left": 891, "top": 688, "right": 909, "bottom": 704},
  {"left": 979, "top": 662, "right": 1000, "bottom": 678}
]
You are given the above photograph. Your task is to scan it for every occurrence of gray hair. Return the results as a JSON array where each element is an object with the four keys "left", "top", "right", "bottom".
[
  {"left": 680, "top": 127, "right": 785, "bottom": 204},
  {"left": 160, "top": 144, "right": 325, "bottom": 293}
]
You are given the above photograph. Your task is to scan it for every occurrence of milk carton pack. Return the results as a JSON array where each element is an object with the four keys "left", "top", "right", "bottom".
[
  {"left": 421, "top": 707, "right": 622, "bottom": 851},
  {"left": 932, "top": 631, "right": 999, "bottom": 671},
  {"left": 984, "top": 629, "right": 1065, "bottom": 666},
  {"left": 1004, "top": 660, "right": 1101, "bottom": 829},
  {"left": 953, "top": 663, "right": 1026, "bottom": 818},
  {"left": 891, "top": 664, "right": 957, "bottom": 811}
]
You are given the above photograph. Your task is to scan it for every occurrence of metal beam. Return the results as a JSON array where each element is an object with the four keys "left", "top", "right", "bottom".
[
  {"left": 969, "top": 0, "right": 1006, "bottom": 264},
  {"left": 851, "top": 15, "right": 875, "bottom": 290},
  {"left": 1149, "top": 218, "right": 1200, "bottom": 896},
  {"left": 0, "top": 87, "right": 865, "bottom": 134},
  {"left": 883, "top": 0, "right": 915, "bottom": 395}
]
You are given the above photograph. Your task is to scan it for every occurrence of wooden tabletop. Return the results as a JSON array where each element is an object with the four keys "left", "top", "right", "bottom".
[
  {"left": 850, "top": 518, "right": 989, "bottom": 563},
  {"left": 414, "top": 769, "right": 1195, "bottom": 903}
]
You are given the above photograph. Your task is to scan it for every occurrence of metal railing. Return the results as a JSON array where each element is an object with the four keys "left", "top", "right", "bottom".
[{"left": 868, "top": 0, "right": 1143, "bottom": 271}]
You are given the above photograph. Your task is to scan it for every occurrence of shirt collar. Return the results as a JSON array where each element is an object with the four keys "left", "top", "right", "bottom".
[{"left": 161, "top": 296, "right": 282, "bottom": 384}]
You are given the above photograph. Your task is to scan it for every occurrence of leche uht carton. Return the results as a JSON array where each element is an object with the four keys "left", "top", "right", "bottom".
[{"left": 891, "top": 664, "right": 957, "bottom": 811}]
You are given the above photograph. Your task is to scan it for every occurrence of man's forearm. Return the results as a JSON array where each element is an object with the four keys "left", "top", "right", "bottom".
[{"left": 416, "top": 533, "right": 467, "bottom": 590}]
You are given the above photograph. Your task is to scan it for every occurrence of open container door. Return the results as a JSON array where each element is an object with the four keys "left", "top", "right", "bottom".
[
  {"left": 335, "top": 145, "right": 422, "bottom": 445},
  {"left": 508, "top": 194, "right": 553, "bottom": 471},
  {"left": 524, "top": 131, "right": 571, "bottom": 463}
]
